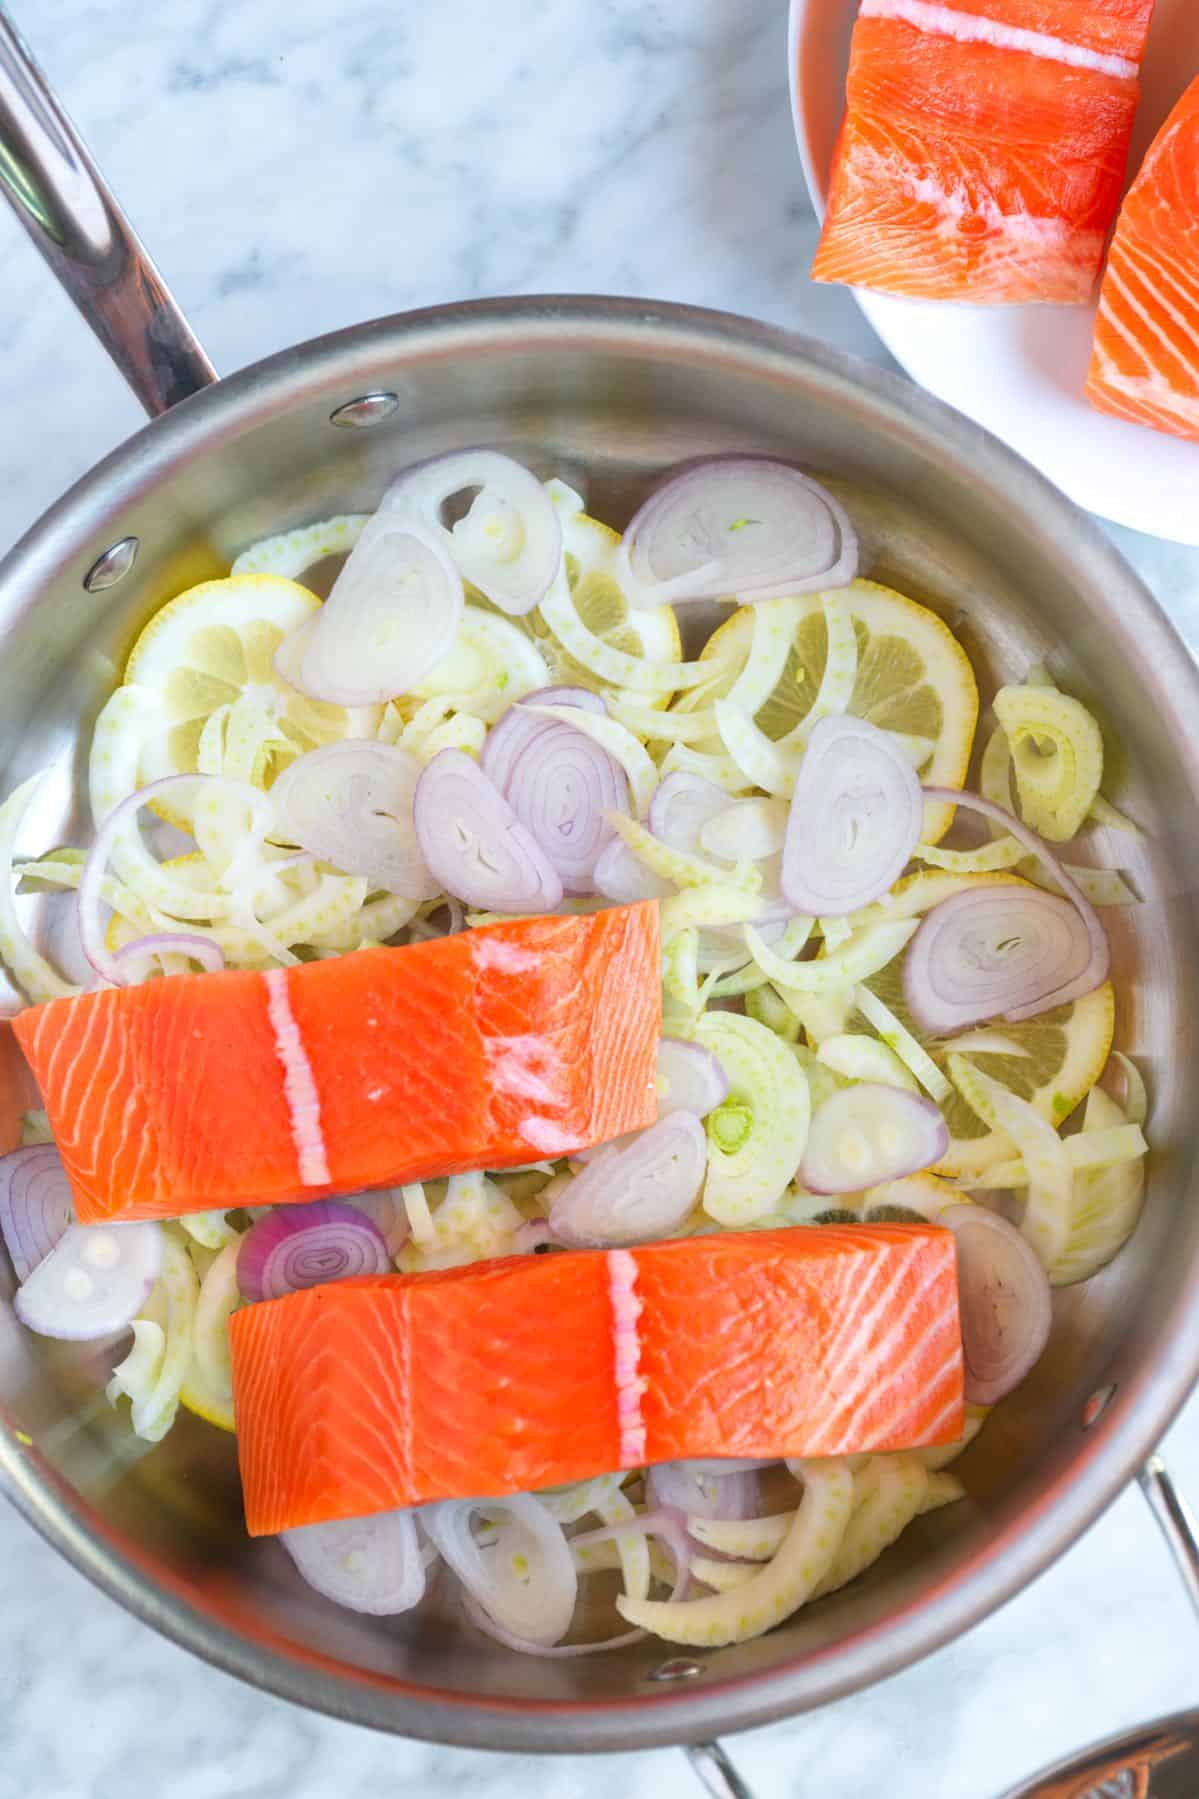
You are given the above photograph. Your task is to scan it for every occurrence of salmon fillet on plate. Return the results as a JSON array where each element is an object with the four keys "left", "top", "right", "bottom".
[{"left": 812, "top": 0, "right": 1157, "bottom": 303}]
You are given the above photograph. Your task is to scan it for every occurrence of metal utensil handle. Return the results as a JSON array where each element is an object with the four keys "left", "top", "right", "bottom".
[
  {"left": 1139, "top": 1455, "right": 1199, "bottom": 1617},
  {"left": 0, "top": 8, "right": 215, "bottom": 416},
  {"left": 685, "top": 1741, "right": 759, "bottom": 1798}
]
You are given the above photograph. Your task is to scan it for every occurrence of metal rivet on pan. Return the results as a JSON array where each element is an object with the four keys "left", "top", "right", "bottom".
[
  {"left": 83, "top": 536, "right": 140, "bottom": 592},
  {"left": 329, "top": 392, "right": 400, "bottom": 429},
  {"left": 1082, "top": 1384, "right": 1117, "bottom": 1429},
  {"left": 648, "top": 1658, "right": 704, "bottom": 1682}
]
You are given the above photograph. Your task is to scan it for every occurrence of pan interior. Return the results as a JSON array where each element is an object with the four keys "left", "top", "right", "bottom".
[{"left": 1, "top": 303, "right": 1196, "bottom": 1744}]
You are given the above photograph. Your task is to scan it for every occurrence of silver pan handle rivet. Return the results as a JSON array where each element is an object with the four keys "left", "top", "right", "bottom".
[
  {"left": 83, "top": 535, "right": 140, "bottom": 592},
  {"left": 648, "top": 1657, "right": 704, "bottom": 1681},
  {"left": 329, "top": 392, "right": 400, "bottom": 429},
  {"left": 1082, "top": 1384, "right": 1117, "bottom": 1429}
]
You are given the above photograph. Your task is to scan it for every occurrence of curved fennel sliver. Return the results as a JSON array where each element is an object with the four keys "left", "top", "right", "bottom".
[
  {"left": 948, "top": 1057, "right": 1073, "bottom": 1270},
  {"left": 615, "top": 1460, "right": 854, "bottom": 1647},
  {"left": 0, "top": 774, "right": 80, "bottom": 1004},
  {"left": 811, "top": 1456, "right": 929, "bottom": 1600},
  {"left": 695, "top": 1011, "right": 811, "bottom": 1226}
]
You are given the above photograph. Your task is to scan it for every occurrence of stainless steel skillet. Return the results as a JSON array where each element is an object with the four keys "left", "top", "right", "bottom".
[{"left": 3, "top": 12, "right": 1199, "bottom": 1790}]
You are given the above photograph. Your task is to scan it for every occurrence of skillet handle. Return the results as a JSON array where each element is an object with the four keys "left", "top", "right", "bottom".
[
  {"left": 685, "top": 1741, "right": 759, "bottom": 1798},
  {"left": 1139, "top": 1456, "right": 1199, "bottom": 1617},
  {"left": 0, "top": 10, "right": 216, "bottom": 416}
]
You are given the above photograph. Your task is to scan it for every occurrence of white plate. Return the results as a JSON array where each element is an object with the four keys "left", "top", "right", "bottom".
[{"left": 788, "top": 0, "right": 1199, "bottom": 544}]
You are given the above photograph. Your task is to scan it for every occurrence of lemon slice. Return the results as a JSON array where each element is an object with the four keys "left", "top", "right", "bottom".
[
  {"left": 522, "top": 509, "right": 683, "bottom": 693},
  {"left": 124, "top": 574, "right": 380, "bottom": 809},
  {"left": 677, "top": 580, "right": 978, "bottom": 842},
  {"left": 859, "top": 899, "right": 1115, "bottom": 1174},
  {"left": 180, "top": 1239, "right": 239, "bottom": 1433}
]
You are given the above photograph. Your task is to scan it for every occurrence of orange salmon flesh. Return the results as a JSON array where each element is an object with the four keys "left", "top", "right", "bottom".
[
  {"left": 1087, "top": 76, "right": 1199, "bottom": 441},
  {"left": 228, "top": 1224, "right": 965, "bottom": 1536},
  {"left": 12, "top": 902, "right": 661, "bottom": 1224},
  {"left": 811, "top": 0, "right": 1156, "bottom": 304}
]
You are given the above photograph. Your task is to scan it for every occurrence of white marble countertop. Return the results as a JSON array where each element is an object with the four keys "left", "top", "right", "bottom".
[{"left": 1, "top": 3, "right": 1198, "bottom": 1796}]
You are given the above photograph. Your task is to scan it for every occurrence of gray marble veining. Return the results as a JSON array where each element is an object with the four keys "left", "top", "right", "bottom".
[{"left": 1, "top": 2, "right": 1197, "bottom": 1796}]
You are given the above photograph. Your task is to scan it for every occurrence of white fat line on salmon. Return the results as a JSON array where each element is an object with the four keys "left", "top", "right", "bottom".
[
  {"left": 608, "top": 1249, "right": 647, "bottom": 1467},
  {"left": 264, "top": 968, "right": 331, "bottom": 1187},
  {"left": 858, "top": 0, "right": 1138, "bottom": 79}
]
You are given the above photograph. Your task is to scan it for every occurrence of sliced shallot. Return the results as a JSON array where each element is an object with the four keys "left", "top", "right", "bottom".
[
  {"left": 648, "top": 772, "right": 732, "bottom": 856},
  {"left": 384, "top": 450, "right": 562, "bottom": 616},
  {"left": 782, "top": 716, "right": 922, "bottom": 917},
  {"left": 0, "top": 1144, "right": 74, "bottom": 1282},
  {"left": 942, "top": 1204, "right": 1052, "bottom": 1404},
  {"left": 292, "top": 510, "right": 464, "bottom": 705},
  {"left": 593, "top": 837, "right": 671, "bottom": 904},
  {"left": 907, "top": 789, "right": 1111, "bottom": 1030},
  {"left": 647, "top": 1462, "right": 761, "bottom": 1525},
  {"left": 480, "top": 686, "right": 604, "bottom": 793},
  {"left": 620, "top": 456, "right": 858, "bottom": 606},
  {"left": 283, "top": 1508, "right": 427, "bottom": 1615},
  {"left": 113, "top": 933, "right": 226, "bottom": 982},
  {"left": 78, "top": 773, "right": 261, "bottom": 987},
  {"left": 422, "top": 1495, "right": 578, "bottom": 1646},
  {"left": 466, "top": 1510, "right": 688, "bottom": 1657},
  {"left": 800, "top": 1084, "right": 949, "bottom": 1193},
  {"left": 550, "top": 1112, "right": 708, "bottom": 1247},
  {"left": 15, "top": 1221, "right": 163, "bottom": 1341},
  {"left": 700, "top": 797, "right": 790, "bottom": 865},
  {"left": 656, "top": 1038, "right": 728, "bottom": 1120},
  {"left": 269, "top": 742, "right": 437, "bottom": 900},
  {"left": 237, "top": 1200, "right": 390, "bottom": 1303},
  {"left": 482, "top": 690, "right": 628, "bottom": 894},
  {"left": 413, "top": 749, "right": 564, "bottom": 913},
  {"left": 345, "top": 1189, "right": 411, "bottom": 1257}
]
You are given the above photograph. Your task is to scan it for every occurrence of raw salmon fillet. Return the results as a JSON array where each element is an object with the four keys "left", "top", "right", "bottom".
[
  {"left": 12, "top": 903, "right": 660, "bottom": 1224},
  {"left": 812, "top": 0, "right": 1157, "bottom": 303},
  {"left": 229, "top": 1225, "right": 964, "bottom": 1535},
  {"left": 1086, "top": 77, "right": 1199, "bottom": 439}
]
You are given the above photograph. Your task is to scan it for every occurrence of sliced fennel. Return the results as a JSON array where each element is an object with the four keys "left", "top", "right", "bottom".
[
  {"left": 816, "top": 1033, "right": 917, "bottom": 1092},
  {"left": 961, "top": 1123, "right": 1146, "bottom": 1189},
  {"left": 853, "top": 983, "right": 951, "bottom": 1103},
  {"left": 231, "top": 514, "right": 368, "bottom": 580},
  {"left": 918, "top": 835, "right": 1026, "bottom": 874},
  {"left": 695, "top": 1013, "right": 810, "bottom": 1226},
  {"left": 745, "top": 984, "right": 801, "bottom": 1043},
  {"left": 993, "top": 685, "right": 1103, "bottom": 843},
  {"left": 615, "top": 1459, "right": 854, "bottom": 1647},
  {"left": 920, "top": 1472, "right": 967, "bottom": 1513},
  {"left": 1112, "top": 1051, "right": 1148, "bottom": 1127},
  {"left": 1048, "top": 1085, "right": 1146, "bottom": 1286},
  {"left": 397, "top": 1172, "right": 522, "bottom": 1272},
  {"left": 948, "top": 1057, "right": 1073, "bottom": 1269},
  {"left": 662, "top": 928, "right": 703, "bottom": 1034},
  {"left": 785, "top": 990, "right": 854, "bottom": 1049},
  {"left": 594, "top": 1484, "right": 651, "bottom": 1604},
  {"left": 811, "top": 1456, "right": 928, "bottom": 1600},
  {"left": 605, "top": 813, "right": 760, "bottom": 895},
  {"left": 180, "top": 1211, "right": 238, "bottom": 1251},
  {"left": 917, "top": 1405, "right": 989, "bottom": 1472},
  {"left": 747, "top": 919, "right": 918, "bottom": 994},
  {"left": 689, "top": 1512, "right": 790, "bottom": 1563},
  {"left": 659, "top": 885, "right": 765, "bottom": 940},
  {"left": 109, "top": 1232, "right": 197, "bottom": 1444},
  {"left": 537, "top": 579, "right": 712, "bottom": 695},
  {"left": 660, "top": 743, "right": 752, "bottom": 796},
  {"left": 0, "top": 773, "right": 81, "bottom": 1003},
  {"left": 536, "top": 1474, "right": 626, "bottom": 1524}
]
